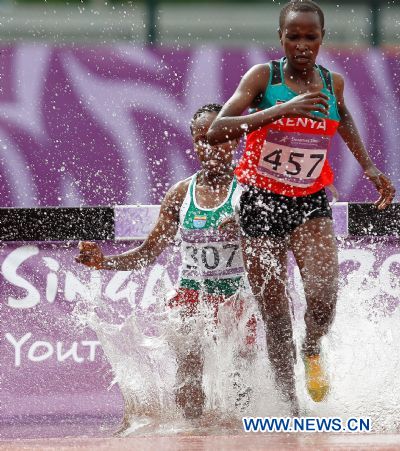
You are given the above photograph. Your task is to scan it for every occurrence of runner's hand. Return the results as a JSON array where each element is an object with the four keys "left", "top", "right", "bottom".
[
  {"left": 76, "top": 241, "right": 105, "bottom": 269},
  {"left": 218, "top": 215, "right": 239, "bottom": 238},
  {"left": 218, "top": 215, "right": 237, "bottom": 229},
  {"left": 279, "top": 91, "right": 329, "bottom": 122},
  {"left": 364, "top": 166, "right": 396, "bottom": 210}
]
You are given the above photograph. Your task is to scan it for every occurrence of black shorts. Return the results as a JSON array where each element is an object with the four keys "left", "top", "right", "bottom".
[{"left": 239, "top": 186, "right": 333, "bottom": 238}]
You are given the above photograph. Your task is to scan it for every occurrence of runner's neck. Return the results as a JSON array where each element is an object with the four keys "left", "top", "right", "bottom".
[
  {"left": 283, "top": 62, "right": 320, "bottom": 90},
  {"left": 197, "top": 169, "right": 234, "bottom": 189}
]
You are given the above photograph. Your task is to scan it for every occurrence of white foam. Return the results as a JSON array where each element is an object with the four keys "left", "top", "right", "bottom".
[{"left": 73, "top": 243, "right": 400, "bottom": 434}]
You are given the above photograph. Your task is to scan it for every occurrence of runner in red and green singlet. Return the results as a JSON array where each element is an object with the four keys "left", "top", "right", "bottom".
[{"left": 208, "top": 0, "right": 395, "bottom": 412}]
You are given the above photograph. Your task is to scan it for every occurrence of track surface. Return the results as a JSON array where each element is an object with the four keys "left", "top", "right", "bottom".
[{"left": 2, "top": 434, "right": 400, "bottom": 450}]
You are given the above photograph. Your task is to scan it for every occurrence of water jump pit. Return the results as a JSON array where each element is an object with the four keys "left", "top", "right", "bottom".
[{"left": 1, "top": 203, "right": 400, "bottom": 450}]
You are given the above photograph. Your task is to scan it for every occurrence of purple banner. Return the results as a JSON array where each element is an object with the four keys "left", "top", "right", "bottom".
[
  {"left": 1, "top": 235, "right": 400, "bottom": 422},
  {"left": 0, "top": 45, "right": 399, "bottom": 207},
  {"left": 0, "top": 241, "right": 180, "bottom": 421}
]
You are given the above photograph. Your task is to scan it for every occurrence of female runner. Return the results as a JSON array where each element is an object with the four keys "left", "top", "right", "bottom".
[
  {"left": 76, "top": 104, "right": 256, "bottom": 422},
  {"left": 207, "top": 0, "right": 395, "bottom": 409}
]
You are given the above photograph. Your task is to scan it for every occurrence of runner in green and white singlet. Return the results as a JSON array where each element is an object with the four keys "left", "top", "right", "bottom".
[
  {"left": 178, "top": 172, "right": 243, "bottom": 297},
  {"left": 77, "top": 104, "right": 256, "bottom": 424}
]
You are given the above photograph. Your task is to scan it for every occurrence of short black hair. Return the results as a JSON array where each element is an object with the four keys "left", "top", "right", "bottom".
[
  {"left": 279, "top": 0, "right": 325, "bottom": 30},
  {"left": 190, "top": 103, "right": 222, "bottom": 135}
]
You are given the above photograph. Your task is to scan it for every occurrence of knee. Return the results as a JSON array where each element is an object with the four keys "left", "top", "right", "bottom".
[
  {"left": 176, "top": 349, "right": 203, "bottom": 378},
  {"left": 304, "top": 271, "right": 338, "bottom": 304},
  {"left": 263, "top": 310, "right": 293, "bottom": 339},
  {"left": 306, "top": 297, "right": 337, "bottom": 328},
  {"left": 183, "top": 349, "right": 203, "bottom": 368},
  {"left": 257, "top": 286, "right": 290, "bottom": 320}
]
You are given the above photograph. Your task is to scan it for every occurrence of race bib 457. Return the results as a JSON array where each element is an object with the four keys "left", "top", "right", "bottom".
[{"left": 257, "top": 129, "right": 330, "bottom": 188}]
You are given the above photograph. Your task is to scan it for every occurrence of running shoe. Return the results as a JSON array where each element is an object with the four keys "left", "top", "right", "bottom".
[{"left": 303, "top": 354, "right": 329, "bottom": 402}]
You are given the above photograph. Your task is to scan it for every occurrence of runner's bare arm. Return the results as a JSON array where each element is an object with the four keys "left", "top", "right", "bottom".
[
  {"left": 76, "top": 180, "right": 189, "bottom": 270},
  {"left": 333, "top": 73, "right": 395, "bottom": 209},
  {"left": 207, "top": 64, "right": 330, "bottom": 144}
]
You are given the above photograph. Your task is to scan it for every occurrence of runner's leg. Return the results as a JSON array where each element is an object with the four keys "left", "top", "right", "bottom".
[
  {"left": 175, "top": 346, "right": 205, "bottom": 419},
  {"left": 241, "top": 235, "right": 298, "bottom": 413},
  {"left": 290, "top": 217, "right": 339, "bottom": 355}
]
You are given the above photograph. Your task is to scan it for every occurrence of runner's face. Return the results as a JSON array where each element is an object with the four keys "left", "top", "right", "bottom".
[
  {"left": 279, "top": 11, "right": 324, "bottom": 71},
  {"left": 192, "top": 112, "right": 238, "bottom": 175}
]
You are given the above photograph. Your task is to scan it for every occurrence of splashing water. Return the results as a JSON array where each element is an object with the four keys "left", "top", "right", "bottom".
[
  {"left": 290, "top": 238, "right": 400, "bottom": 432},
  {"left": 72, "top": 274, "right": 290, "bottom": 435},
  {"left": 73, "top": 239, "right": 400, "bottom": 435}
]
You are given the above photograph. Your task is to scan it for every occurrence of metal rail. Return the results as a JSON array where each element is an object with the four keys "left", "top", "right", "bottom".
[{"left": 145, "top": 0, "right": 384, "bottom": 47}]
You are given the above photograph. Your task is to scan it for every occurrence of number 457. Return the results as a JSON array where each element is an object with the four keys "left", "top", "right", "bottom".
[{"left": 264, "top": 149, "right": 324, "bottom": 178}]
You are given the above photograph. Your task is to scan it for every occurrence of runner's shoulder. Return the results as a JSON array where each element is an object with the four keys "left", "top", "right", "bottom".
[
  {"left": 171, "top": 175, "right": 192, "bottom": 195},
  {"left": 243, "top": 63, "right": 270, "bottom": 87},
  {"left": 241, "top": 63, "right": 271, "bottom": 106},
  {"left": 162, "top": 176, "right": 192, "bottom": 212},
  {"left": 330, "top": 72, "right": 345, "bottom": 96}
]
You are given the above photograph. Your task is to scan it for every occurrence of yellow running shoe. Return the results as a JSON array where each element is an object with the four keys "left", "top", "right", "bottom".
[{"left": 303, "top": 354, "right": 329, "bottom": 402}]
